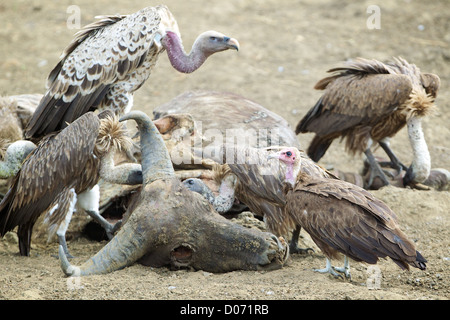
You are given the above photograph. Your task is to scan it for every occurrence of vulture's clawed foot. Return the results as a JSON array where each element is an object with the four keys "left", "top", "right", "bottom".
[
  {"left": 109, "top": 220, "right": 122, "bottom": 238},
  {"left": 365, "top": 164, "right": 390, "bottom": 189},
  {"left": 289, "top": 243, "right": 315, "bottom": 255},
  {"left": 104, "top": 220, "right": 122, "bottom": 240},
  {"left": 54, "top": 235, "right": 75, "bottom": 260},
  {"left": 378, "top": 160, "right": 408, "bottom": 174},
  {"left": 314, "top": 258, "right": 351, "bottom": 280},
  {"left": 332, "top": 266, "right": 351, "bottom": 280},
  {"left": 289, "top": 226, "right": 313, "bottom": 255}
]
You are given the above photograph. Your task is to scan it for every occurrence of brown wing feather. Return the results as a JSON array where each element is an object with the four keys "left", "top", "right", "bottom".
[
  {"left": 286, "top": 177, "right": 425, "bottom": 269},
  {"left": 296, "top": 73, "right": 413, "bottom": 136},
  {"left": 0, "top": 112, "right": 100, "bottom": 236},
  {"left": 227, "top": 147, "right": 335, "bottom": 236},
  {"left": 25, "top": 6, "right": 167, "bottom": 138}
]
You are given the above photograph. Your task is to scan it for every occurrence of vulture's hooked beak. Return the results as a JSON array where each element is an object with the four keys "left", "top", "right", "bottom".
[
  {"left": 267, "top": 152, "right": 281, "bottom": 161},
  {"left": 224, "top": 37, "right": 240, "bottom": 51}
]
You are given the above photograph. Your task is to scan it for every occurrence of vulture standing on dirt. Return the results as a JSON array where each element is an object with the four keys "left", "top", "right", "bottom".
[
  {"left": 0, "top": 111, "right": 142, "bottom": 257},
  {"left": 268, "top": 147, "right": 427, "bottom": 278},
  {"left": 25, "top": 5, "right": 239, "bottom": 139},
  {"left": 295, "top": 57, "right": 440, "bottom": 188}
]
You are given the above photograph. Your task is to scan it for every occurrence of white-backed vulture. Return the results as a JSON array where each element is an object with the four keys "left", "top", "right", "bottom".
[
  {"left": 268, "top": 147, "right": 427, "bottom": 278},
  {"left": 58, "top": 111, "right": 289, "bottom": 276},
  {"left": 25, "top": 5, "right": 239, "bottom": 140},
  {"left": 295, "top": 57, "right": 439, "bottom": 188},
  {"left": 0, "top": 111, "right": 142, "bottom": 257}
]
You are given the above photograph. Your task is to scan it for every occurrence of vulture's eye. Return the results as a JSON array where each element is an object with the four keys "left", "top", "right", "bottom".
[
  {"left": 187, "top": 179, "right": 194, "bottom": 185},
  {"left": 286, "top": 151, "right": 292, "bottom": 157},
  {"left": 209, "top": 36, "right": 219, "bottom": 42}
]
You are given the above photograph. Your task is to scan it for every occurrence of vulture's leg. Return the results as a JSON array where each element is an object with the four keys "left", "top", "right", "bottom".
[
  {"left": 332, "top": 256, "right": 351, "bottom": 280},
  {"left": 57, "top": 234, "right": 73, "bottom": 259},
  {"left": 378, "top": 139, "right": 407, "bottom": 173},
  {"left": 313, "top": 258, "right": 344, "bottom": 278},
  {"left": 364, "top": 148, "right": 390, "bottom": 188},
  {"left": 78, "top": 185, "right": 122, "bottom": 239},
  {"left": 289, "top": 226, "right": 315, "bottom": 254}
]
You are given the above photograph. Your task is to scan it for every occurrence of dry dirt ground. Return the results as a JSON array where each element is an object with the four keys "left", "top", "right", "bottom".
[{"left": 0, "top": 0, "right": 449, "bottom": 301}]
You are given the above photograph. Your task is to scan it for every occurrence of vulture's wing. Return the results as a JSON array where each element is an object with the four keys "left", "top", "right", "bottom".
[
  {"left": 26, "top": 5, "right": 177, "bottom": 138},
  {"left": 0, "top": 112, "right": 100, "bottom": 235},
  {"left": 295, "top": 60, "right": 413, "bottom": 136},
  {"left": 287, "top": 177, "right": 420, "bottom": 267},
  {"left": 227, "top": 147, "right": 287, "bottom": 206}
]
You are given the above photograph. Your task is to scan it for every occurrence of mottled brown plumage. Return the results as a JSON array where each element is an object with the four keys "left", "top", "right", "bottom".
[
  {"left": 271, "top": 147, "right": 427, "bottom": 278},
  {"left": 296, "top": 57, "right": 439, "bottom": 187},
  {"left": 217, "top": 147, "right": 336, "bottom": 239},
  {"left": 25, "top": 6, "right": 239, "bottom": 140},
  {"left": 0, "top": 111, "right": 140, "bottom": 256}
]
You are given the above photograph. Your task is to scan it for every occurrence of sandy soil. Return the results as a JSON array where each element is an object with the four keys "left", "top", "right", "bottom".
[{"left": 0, "top": 0, "right": 449, "bottom": 301}]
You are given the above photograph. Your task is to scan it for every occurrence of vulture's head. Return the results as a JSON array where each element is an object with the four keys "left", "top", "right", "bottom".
[
  {"left": 268, "top": 147, "right": 301, "bottom": 186},
  {"left": 163, "top": 30, "right": 239, "bottom": 74},
  {"left": 268, "top": 147, "right": 300, "bottom": 166},
  {"left": 194, "top": 31, "right": 240, "bottom": 54}
]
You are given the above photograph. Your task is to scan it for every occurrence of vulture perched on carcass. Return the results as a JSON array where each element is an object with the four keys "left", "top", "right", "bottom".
[
  {"left": 295, "top": 57, "right": 439, "bottom": 189},
  {"left": 268, "top": 147, "right": 427, "bottom": 278},
  {"left": 153, "top": 90, "right": 318, "bottom": 253},
  {"left": 153, "top": 91, "right": 330, "bottom": 253},
  {"left": 0, "top": 111, "right": 142, "bottom": 257},
  {"left": 184, "top": 146, "right": 338, "bottom": 254},
  {"left": 58, "top": 111, "right": 289, "bottom": 276},
  {"left": 25, "top": 5, "right": 239, "bottom": 140}
]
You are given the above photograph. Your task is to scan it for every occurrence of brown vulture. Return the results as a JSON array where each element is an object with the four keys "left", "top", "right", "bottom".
[
  {"left": 268, "top": 147, "right": 427, "bottom": 278},
  {"left": 183, "top": 146, "right": 337, "bottom": 254},
  {"left": 0, "top": 111, "right": 142, "bottom": 257},
  {"left": 295, "top": 57, "right": 439, "bottom": 188}
]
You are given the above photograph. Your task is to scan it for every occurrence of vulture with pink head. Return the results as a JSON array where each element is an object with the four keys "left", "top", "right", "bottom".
[
  {"left": 153, "top": 90, "right": 332, "bottom": 253},
  {"left": 295, "top": 57, "right": 439, "bottom": 189},
  {"left": 268, "top": 147, "right": 427, "bottom": 278},
  {"left": 25, "top": 5, "right": 239, "bottom": 140}
]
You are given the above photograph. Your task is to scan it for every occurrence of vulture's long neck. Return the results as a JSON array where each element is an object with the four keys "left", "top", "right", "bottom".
[
  {"left": 407, "top": 116, "right": 431, "bottom": 183},
  {"left": 285, "top": 160, "right": 302, "bottom": 187},
  {"left": 163, "top": 31, "right": 208, "bottom": 74}
]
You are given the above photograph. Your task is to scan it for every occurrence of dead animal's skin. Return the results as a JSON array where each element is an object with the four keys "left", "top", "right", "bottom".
[{"left": 59, "top": 111, "right": 288, "bottom": 276}]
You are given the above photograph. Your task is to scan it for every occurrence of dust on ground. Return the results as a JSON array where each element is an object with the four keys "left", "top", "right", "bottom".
[{"left": 0, "top": 0, "right": 449, "bottom": 300}]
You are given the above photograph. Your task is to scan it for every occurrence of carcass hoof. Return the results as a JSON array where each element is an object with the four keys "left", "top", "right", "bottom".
[{"left": 258, "top": 235, "right": 289, "bottom": 271}]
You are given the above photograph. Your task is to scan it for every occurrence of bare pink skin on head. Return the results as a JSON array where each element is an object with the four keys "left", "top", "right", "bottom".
[{"left": 270, "top": 147, "right": 300, "bottom": 186}]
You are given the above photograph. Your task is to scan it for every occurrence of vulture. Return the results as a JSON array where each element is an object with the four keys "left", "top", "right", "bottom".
[
  {"left": 295, "top": 57, "right": 440, "bottom": 188},
  {"left": 0, "top": 111, "right": 142, "bottom": 257},
  {"left": 268, "top": 147, "right": 427, "bottom": 278},
  {"left": 183, "top": 146, "right": 337, "bottom": 254},
  {"left": 58, "top": 111, "right": 289, "bottom": 276},
  {"left": 25, "top": 5, "right": 239, "bottom": 140},
  {"left": 152, "top": 90, "right": 314, "bottom": 253}
]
